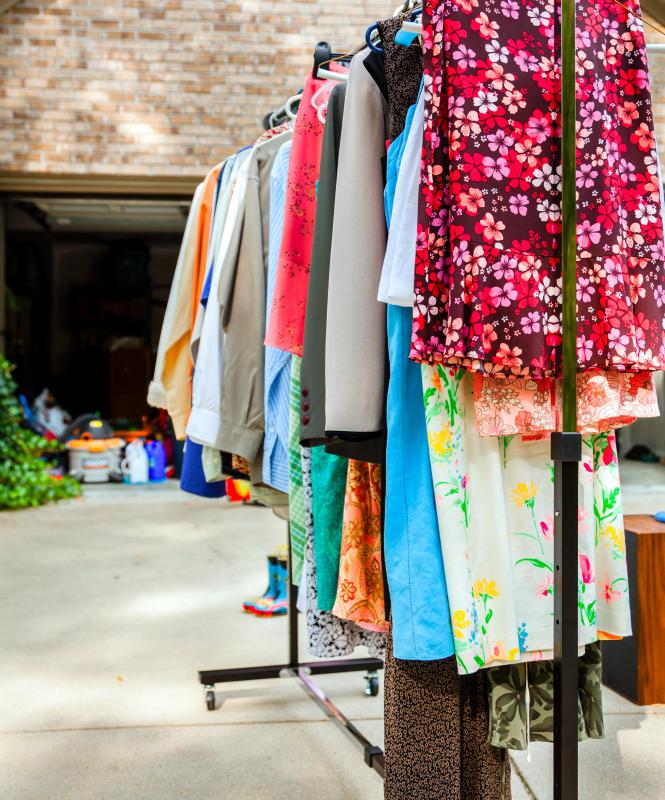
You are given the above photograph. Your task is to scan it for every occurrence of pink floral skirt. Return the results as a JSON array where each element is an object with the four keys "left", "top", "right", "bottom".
[{"left": 411, "top": 0, "right": 665, "bottom": 379}]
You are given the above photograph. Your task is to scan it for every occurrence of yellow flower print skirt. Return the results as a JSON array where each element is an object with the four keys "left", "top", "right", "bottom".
[{"left": 422, "top": 366, "right": 632, "bottom": 676}]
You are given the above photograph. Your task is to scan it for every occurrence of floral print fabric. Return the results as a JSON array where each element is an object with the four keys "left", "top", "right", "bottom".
[
  {"left": 333, "top": 460, "right": 389, "bottom": 633},
  {"left": 412, "top": 0, "right": 665, "bottom": 378},
  {"left": 473, "top": 369, "right": 660, "bottom": 437},
  {"left": 423, "top": 365, "right": 632, "bottom": 675}
]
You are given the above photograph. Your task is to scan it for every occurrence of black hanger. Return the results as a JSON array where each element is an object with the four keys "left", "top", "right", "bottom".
[{"left": 312, "top": 41, "right": 352, "bottom": 78}]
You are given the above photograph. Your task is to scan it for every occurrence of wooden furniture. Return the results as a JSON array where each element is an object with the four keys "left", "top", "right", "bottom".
[{"left": 602, "top": 514, "right": 665, "bottom": 705}]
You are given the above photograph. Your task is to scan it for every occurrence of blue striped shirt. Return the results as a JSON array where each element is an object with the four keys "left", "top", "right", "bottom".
[{"left": 262, "top": 139, "right": 293, "bottom": 492}]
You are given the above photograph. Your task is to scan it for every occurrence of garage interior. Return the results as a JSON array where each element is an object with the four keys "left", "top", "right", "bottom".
[{"left": 1, "top": 185, "right": 191, "bottom": 427}]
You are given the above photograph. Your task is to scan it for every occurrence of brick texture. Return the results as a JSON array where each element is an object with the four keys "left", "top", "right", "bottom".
[
  {"left": 645, "top": 19, "right": 665, "bottom": 167},
  {"left": 0, "top": 0, "right": 391, "bottom": 178},
  {"left": 2, "top": 2, "right": 665, "bottom": 181}
]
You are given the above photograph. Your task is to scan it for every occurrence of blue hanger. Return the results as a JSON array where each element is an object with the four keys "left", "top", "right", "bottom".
[{"left": 365, "top": 22, "right": 384, "bottom": 53}]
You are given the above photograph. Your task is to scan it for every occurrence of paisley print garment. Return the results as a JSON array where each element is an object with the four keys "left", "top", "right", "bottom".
[
  {"left": 332, "top": 460, "right": 389, "bottom": 633},
  {"left": 412, "top": 0, "right": 665, "bottom": 378}
]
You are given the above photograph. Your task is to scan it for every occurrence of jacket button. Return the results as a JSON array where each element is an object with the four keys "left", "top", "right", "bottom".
[
  {"left": 301, "top": 387, "right": 309, "bottom": 397},
  {"left": 302, "top": 415, "right": 310, "bottom": 426},
  {"left": 302, "top": 402, "right": 310, "bottom": 412}
]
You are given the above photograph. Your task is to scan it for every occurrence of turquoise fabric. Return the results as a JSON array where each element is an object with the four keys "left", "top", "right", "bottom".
[
  {"left": 383, "top": 98, "right": 455, "bottom": 660},
  {"left": 310, "top": 447, "right": 348, "bottom": 612}
]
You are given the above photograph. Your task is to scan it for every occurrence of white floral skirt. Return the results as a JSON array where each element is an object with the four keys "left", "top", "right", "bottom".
[{"left": 422, "top": 365, "right": 632, "bottom": 676}]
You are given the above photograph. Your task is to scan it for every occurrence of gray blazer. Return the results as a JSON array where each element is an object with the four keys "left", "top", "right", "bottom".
[
  {"left": 324, "top": 50, "right": 389, "bottom": 439},
  {"left": 218, "top": 130, "right": 292, "bottom": 462}
]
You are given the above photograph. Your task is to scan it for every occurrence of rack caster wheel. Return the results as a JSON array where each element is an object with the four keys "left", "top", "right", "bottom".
[
  {"left": 205, "top": 687, "right": 216, "bottom": 711},
  {"left": 364, "top": 671, "right": 379, "bottom": 697}
]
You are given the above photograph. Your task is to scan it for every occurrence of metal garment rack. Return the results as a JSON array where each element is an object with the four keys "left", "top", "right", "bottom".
[
  {"left": 553, "top": 0, "right": 579, "bottom": 796},
  {"left": 198, "top": 14, "right": 665, "bottom": 797},
  {"left": 198, "top": 531, "right": 386, "bottom": 778}
]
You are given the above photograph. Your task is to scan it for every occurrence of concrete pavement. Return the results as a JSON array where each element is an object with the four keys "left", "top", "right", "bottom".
[{"left": 0, "top": 481, "right": 663, "bottom": 799}]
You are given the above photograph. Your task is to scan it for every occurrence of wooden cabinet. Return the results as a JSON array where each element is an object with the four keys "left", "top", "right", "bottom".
[{"left": 602, "top": 515, "right": 665, "bottom": 705}]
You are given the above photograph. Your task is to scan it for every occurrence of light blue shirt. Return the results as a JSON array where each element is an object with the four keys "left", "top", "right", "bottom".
[{"left": 263, "top": 139, "right": 293, "bottom": 492}]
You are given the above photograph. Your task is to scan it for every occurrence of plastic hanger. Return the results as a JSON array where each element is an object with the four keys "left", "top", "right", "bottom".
[
  {"left": 316, "top": 66, "right": 349, "bottom": 81},
  {"left": 284, "top": 94, "right": 301, "bottom": 120},
  {"left": 313, "top": 40, "right": 351, "bottom": 81},
  {"left": 365, "top": 22, "right": 384, "bottom": 53},
  {"left": 397, "top": 6, "right": 423, "bottom": 46}
]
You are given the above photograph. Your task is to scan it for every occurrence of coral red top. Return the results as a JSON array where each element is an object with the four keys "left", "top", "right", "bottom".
[{"left": 264, "top": 69, "right": 341, "bottom": 356}]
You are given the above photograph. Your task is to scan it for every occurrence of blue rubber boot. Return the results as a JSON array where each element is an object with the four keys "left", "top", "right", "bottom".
[
  {"left": 254, "top": 558, "right": 288, "bottom": 617},
  {"left": 243, "top": 556, "right": 279, "bottom": 614}
]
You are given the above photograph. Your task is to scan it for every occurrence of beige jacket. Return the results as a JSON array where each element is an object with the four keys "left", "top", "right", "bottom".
[{"left": 147, "top": 182, "right": 204, "bottom": 438}]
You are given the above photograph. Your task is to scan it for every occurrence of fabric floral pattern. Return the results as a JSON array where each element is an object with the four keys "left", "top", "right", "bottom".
[
  {"left": 422, "top": 364, "right": 631, "bottom": 675},
  {"left": 333, "top": 460, "right": 389, "bottom": 633},
  {"left": 412, "top": 0, "right": 665, "bottom": 378},
  {"left": 473, "top": 369, "right": 659, "bottom": 437}
]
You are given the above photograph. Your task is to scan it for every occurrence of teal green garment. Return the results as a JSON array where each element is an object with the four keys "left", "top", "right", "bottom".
[
  {"left": 288, "top": 356, "right": 306, "bottom": 585},
  {"left": 311, "top": 447, "right": 348, "bottom": 611}
]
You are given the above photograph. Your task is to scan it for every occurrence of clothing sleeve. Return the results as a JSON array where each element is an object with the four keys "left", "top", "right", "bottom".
[
  {"left": 147, "top": 183, "right": 204, "bottom": 438},
  {"left": 218, "top": 141, "right": 282, "bottom": 462},
  {"left": 186, "top": 156, "right": 252, "bottom": 449},
  {"left": 325, "top": 51, "right": 389, "bottom": 436},
  {"left": 378, "top": 90, "right": 424, "bottom": 307}
]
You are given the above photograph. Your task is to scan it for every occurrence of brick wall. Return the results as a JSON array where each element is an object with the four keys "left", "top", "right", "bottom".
[
  {"left": 2, "top": 2, "right": 665, "bottom": 182},
  {"left": 645, "top": 19, "right": 665, "bottom": 165},
  {"left": 0, "top": 0, "right": 391, "bottom": 180}
]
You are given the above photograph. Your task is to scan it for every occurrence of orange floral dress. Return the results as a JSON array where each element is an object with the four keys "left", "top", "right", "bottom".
[{"left": 333, "top": 461, "right": 389, "bottom": 633}]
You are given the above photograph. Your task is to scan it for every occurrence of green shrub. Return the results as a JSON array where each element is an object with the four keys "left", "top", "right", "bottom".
[{"left": 0, "top": 355, "right": 80, "bottom": 510}]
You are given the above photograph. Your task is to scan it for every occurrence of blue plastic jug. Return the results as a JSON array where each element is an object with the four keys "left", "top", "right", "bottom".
[{"left": 145, "top": 440, "right": 167, "bottom": 482}]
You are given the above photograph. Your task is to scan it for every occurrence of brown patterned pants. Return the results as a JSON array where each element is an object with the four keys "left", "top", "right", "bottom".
[{"left": 384, "top": 631, "right": 511, "bottom": 800}]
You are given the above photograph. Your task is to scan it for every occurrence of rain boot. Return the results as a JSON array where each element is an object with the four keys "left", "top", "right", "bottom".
[
  {"left": 242, "top": 555, "right": 279, "bottom": 614},
  {"left": 254, "top": 558, "right": 289, "bottom": 616}
]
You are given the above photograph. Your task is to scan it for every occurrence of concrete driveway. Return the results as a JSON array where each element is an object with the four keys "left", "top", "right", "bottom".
[{"left": 0, "top": 481, "right": 662, "bottom": 799}]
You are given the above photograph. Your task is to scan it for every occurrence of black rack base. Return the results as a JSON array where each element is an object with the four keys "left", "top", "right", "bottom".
[
  {"left": 199, "top": 656, "right": 382, "bottom": 685},
  {"left": 198, "top": 659, "right": 385, "bottom": 777},
  {"left": 199, "top": 525, "right": 385, "bottom": 779}
]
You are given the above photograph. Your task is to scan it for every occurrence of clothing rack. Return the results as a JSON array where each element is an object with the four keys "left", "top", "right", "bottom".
[
  {"left": 196, "top": 2, "right": 642, "bottom": 789},
  {"left": 553, "top": 0, "right": 580, "bottom": 796},
  {"left": 198, "top": 527, "right": 386, "bottom": 778}
]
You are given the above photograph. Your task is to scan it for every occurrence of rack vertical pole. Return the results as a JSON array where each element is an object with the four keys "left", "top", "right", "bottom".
[
  {"left": 552, "top": 0, "right": 580, "bottom": 795},
  {"left": 287, "top": 523, "right": 299, "bottom": 667}
]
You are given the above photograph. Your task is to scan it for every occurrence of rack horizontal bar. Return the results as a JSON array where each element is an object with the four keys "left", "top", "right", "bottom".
[
  {"left": 199, "top": 657, "right": 383, "bottom": 685},
  {"left": 297, "top": 668, "right": 385, "bottom": 777}
]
